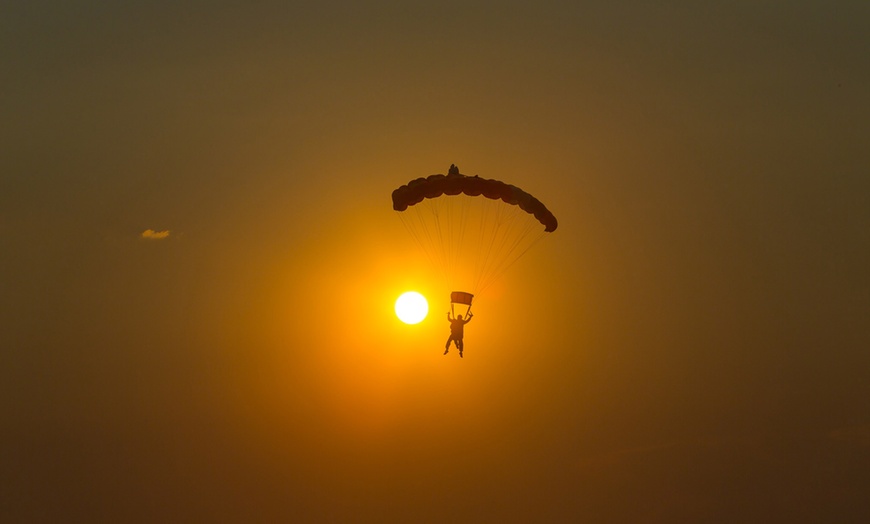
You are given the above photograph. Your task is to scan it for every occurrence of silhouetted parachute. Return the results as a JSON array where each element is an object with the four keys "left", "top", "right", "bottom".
[
  {"left": 392, "top": 165, "right": 558, "bottom": 312},
  {"left": 392, "top": 165, "right": 558, "bottom": 232}
]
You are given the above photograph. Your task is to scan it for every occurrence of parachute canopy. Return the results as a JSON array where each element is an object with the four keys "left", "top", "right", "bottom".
[
  {"left": 450, "top": 291, "right": 474, "bottom": 306},
  {"left": 392, "top": 167, "right": 558, "bottom": 233},
  {"left": 392, "top": 165, "right": 558, "bottom": 299}
]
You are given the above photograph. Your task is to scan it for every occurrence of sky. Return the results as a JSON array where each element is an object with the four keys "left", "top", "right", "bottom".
[{"left": 2, "top": 1, "right": 869, "bottom": 522}]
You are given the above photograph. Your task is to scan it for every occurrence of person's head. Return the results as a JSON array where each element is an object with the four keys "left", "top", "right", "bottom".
[{"left": 457, "top": 314, "right": 463, "bottom": 320}]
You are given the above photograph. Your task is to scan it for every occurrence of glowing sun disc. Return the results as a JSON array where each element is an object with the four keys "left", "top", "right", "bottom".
[{"left": 395, "top": 291, "right": 428, "bottom": 324}]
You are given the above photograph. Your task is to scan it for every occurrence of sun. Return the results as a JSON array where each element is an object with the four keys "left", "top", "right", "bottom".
[{"left": 395, "top": 291, "right": 428, "bottom": 324}]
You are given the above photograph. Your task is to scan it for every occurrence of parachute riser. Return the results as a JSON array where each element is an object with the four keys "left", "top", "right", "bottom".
[{"left": 451, "top": 303, "right": 472, "bottom": 319}]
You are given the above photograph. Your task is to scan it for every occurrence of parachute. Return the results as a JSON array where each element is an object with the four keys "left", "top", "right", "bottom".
[
  {"left": 450, "top": 291, "right": 475, "bottom": 319},
  {"left": 392, "top": 165, "right": 557, "bottom": 312}
]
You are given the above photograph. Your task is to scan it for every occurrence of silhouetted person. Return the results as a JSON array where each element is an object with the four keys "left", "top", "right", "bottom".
[{"left": 444, "top": 312, "right": 473, "bottom": 357}]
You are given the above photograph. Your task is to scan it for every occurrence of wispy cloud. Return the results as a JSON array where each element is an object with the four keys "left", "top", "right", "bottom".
[{"left": 141, "top": 229, "right": 170, "bottom": 240}]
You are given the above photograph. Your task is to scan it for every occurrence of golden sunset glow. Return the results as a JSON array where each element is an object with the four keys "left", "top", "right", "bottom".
[
  {"left": 5, "top": 2, "right": 868, "bottom": 522},
  {"left": 395, "top": 291, "right": 428, "bottom": 324}
]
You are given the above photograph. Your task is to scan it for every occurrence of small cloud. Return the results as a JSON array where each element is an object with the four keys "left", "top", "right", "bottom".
[{"left": 141, "top": 229, "right": 170, "bottom": 240}]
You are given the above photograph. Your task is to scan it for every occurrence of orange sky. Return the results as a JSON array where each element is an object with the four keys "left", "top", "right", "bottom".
[{"left": 2, "top": 2, "right": 870, "bottom": 522}]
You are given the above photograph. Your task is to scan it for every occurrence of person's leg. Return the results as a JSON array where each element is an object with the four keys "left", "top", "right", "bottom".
[{"left": 444, "top": 336, "right": 451, "bottom": 354}]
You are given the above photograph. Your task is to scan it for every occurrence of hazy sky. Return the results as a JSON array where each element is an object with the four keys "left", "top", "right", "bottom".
[{"left": 3, "top": 1, "right": 869, "bottom": 522}]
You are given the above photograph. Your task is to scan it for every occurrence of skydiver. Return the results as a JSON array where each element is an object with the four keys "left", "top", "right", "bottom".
[{"left": 444, "top": 311, "right": 473, "bottom": 358}]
